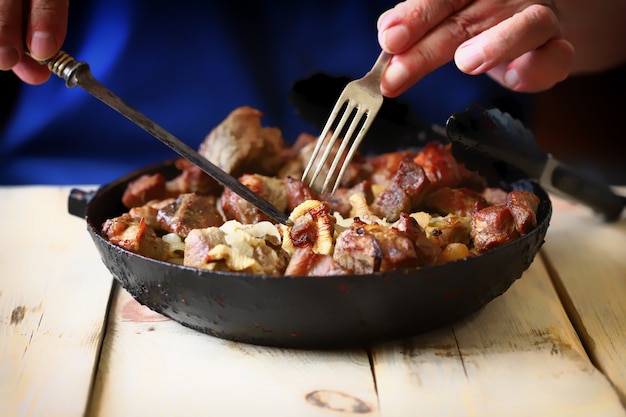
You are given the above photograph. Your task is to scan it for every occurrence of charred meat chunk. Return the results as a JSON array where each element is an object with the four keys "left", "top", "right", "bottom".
[
  {"left": 284, "top": 247, "right": 350, "bottom": 276},
  {"left": 102, "top": 214, "right": 169, "bottom": 261},
  {"left": 413, "top": 142, "right": 485, "bottom": 190},
  {"left": 220, "top": 174, "right": 288, "bottom": 224},
  {"left": 122, "top": 173, "right": 174, "bottom": 209},
  {"left": 198, "top": 106, "right": 285, "bottom": 178},
  {"left": 471, "top": 205, "right": 519, "bottom": 254},
  {"left": 157, "top": 193, "right": 223, "bottom": 238},
  {"left": 370, "top": 159, "right": 430, "bottom": 222},
  {"left": 333, "top": 218, "right": 431, "bottom": 274},
  {"left": 507, "top": 190, "right": 540, "bottom": 235},
  {"left": 424, "top": 187, "right": 487, "bottom": 217}
]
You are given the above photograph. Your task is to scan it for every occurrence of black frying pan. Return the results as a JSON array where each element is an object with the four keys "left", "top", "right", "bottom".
[{"left": 68, "top": 159, "right": 551, "bottom": 349}]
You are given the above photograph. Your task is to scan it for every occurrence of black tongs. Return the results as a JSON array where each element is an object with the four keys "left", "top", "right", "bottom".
[{"left": 446, "top": 105, "right": 625, "bottom": 222}]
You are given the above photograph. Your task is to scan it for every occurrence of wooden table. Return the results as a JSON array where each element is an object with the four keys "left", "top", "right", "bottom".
[{"left": 1, "top": 186, "right": 625, "bottom": 417}]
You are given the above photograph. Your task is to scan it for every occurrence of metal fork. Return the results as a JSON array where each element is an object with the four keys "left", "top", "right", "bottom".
[{"left": 302, "top": 51, "right": 391, "bottom": 194}]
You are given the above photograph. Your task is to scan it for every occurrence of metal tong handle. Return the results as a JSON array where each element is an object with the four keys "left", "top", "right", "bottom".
[{"left": 33, "top": 51, "right": 291, "bottom": 225}]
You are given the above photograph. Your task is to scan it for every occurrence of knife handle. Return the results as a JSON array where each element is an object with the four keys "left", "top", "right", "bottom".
[{"left": 541, "top": 158, "right": 625, "bottom": 222}]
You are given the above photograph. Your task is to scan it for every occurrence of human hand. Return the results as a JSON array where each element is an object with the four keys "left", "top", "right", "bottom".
[
  {"left": 0, "top": 0, "right": 69, "bottom": 84},
  {"left": 377, "top": 1, "right": 575, "bottom": 97}
]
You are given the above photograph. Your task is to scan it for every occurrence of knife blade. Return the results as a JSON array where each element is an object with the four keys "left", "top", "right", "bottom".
[
  {"left": 446, "top": 105, "right": 625, "bottom": 222},
  {"left": 35, "top": 51, "right": 291, "bottom": 226}
]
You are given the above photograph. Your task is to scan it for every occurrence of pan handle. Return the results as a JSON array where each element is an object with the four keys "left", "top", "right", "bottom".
[{"left": 67, "top": 188, "right": 96, "bottom": 219}]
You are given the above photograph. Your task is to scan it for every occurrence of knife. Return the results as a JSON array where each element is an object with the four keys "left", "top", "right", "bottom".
[
  {"left": 32, "top": 50, "right": 291, "bottom": 226},
  {"left": 445, "top": 105, "right": 625, "bottom": 222}
]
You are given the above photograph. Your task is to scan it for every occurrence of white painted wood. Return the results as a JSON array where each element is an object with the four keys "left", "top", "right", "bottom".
[
  {"left": 542, "top": 194, "right": 626, "bottom": 406},
  {"left": 372, "top": 256, "right": 626, "bottom": 416},
  {"left": 87, "top": 287, "right": 379, "bottom": 417},
  {"left": 0, "top": 186, "right": 114, "bottom": 417}
]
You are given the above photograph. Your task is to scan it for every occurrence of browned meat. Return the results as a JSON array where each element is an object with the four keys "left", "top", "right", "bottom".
[
  {"left": 122, "top": 173, "right": 174, "bottom": 209},
  {"left": 506, "top": 190, "right": 540, "bottom": 235},
  {"left": 370, "top": 159, "right": 430, "bottom": 222},
  {"left": 220, "top": 174, "right": 287, "bottom": 224},
  {"left": 128, "top": 198, "right": 174, "bottom": 230},
  {"left": 285, "top": 176, "right": 317, "bottom": 212},
  {"left": 424, "top": 187, "right": 487, "bottom": 217},
  {"left": 413, "top": 142, "right": 485, "bottom": 190},
  {"left": 284, "top": 247, "right": 350, "bottom": 276},
  {"left": 394, "top": 213, "right": 442, "bottom": 266},
  {"left": 157, "top": 193, "right": 223, "bottom": 238},
  {"left": 198, "top": 106, "right": 286, "bottom": 178},
  {"left": 368, "top": 150, "right": 417, "bottom": 185},
  {"left": 102, "top": 214, "right": 170, "bottom": 261},
  {"left": 165, "top": 158, "right": 221, "bottom": 196},
  {"left": 333, "top": 218, "right": 426, "bottom": 274},
  {"left": 471, "top": 205, "right": 519, "bottom": 254}
]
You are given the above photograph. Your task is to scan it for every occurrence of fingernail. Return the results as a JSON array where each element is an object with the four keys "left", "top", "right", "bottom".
[
  {"left": 504, "top": 68, "right": 520, "bottom": 89},
  {"left": 384, "top": 61, "right": 409, "bottom": 93},
  {"left": 31, "top": 31, "right": 57, "bottom": 60},
  {"left": 0, "top": 46, "right": 19, "bottom": 70},
  {"left": 380, "top": 25, "right": 410, "bottom": 53},
  {"left": 455, "top": 44, "right": 484, "bottom": 73}
]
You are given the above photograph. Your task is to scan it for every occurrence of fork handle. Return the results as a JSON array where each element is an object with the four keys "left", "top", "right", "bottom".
[{"left": 368, "top": 51, "right": 392, "bottom": 81}]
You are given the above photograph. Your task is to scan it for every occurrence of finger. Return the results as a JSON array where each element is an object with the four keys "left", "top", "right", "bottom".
[
  {"left": 454, "top": 4, "right": 561, "bottom": 75},
  {"left": 25, "top": 0, "right": 69, "bottom": 60},
  {"left": 486, "top": 38, "right": 574, "bottom": 92},
  {"left": 12, "top": 56, "right": 52, "bottom": 84},
  {"left": 377, "top": 0, "right": 470, "bottom": 54},
  {"left": 0, "top": 0, "right": 23, "bottom": 70}
]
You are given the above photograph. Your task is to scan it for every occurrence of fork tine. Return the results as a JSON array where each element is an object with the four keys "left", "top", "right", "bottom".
[
  {"left": 322, "top": 103, "right": 366, "bottom": 192},
  {"left": 327, "top": 110, "right": 377, "bottom": 193},
  {"left": 303, "top": 51, "right": 391, "bottom": 194},
  {"left": 301, "top": 91, "right": 348, "bottom": 182}
]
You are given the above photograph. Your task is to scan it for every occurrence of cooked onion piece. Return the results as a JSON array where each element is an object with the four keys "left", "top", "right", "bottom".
[{"left": 184, "top": 220, "right": 288, "bottom": 275}]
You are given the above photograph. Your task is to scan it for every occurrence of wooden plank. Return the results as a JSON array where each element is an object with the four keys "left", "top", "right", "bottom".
[
  {"left": 372, "top": 256, "right": 626, "bottom": 416},
  {"left": 87, "top": 286, "right": 379, "bottom": 417},
  {"left": 542, "top": 193, "right": 626, "bottom": 406},
  {"left": 0, "top": 186, "right": 114, "bottom": 417}
]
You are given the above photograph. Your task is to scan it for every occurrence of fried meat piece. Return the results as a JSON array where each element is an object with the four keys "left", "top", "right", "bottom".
[
  {"left": 506, "top": 190, "right": 540, "bottom": 235},
  {"left": 368, "top": 150, "right": 417, "bottom": 185},
  {"left": 165, "top": 158, "right": 221, "bottom": 196},
  {"left": 333, "top": 217, "right": 432, "bottom": 274},
  {"left": 220, "top": 174, "right": 288, "bottom": 224},
  {"left": 424, "top": 187, "right": 487, "bottom": 217},
  {"left": 413, "top": 142, "right": 485, "bottom": 190},
  {"left": 370, "top": 159, "right": 430, "bottom": 222},
  {"left": 394, "top": 213, "right": 442, "bottom": 266},
  {"left": 102, "top": 214, "right": 169, "bottom": 261},
  {"left": 198, "top": 106, "right": 285, "bottom": 178},
  {"left": 284, "top": 247, "right": 350, "bottom": 276},
  {"left": 156, "top": 193, "right": 223, "bottom": 238},
  {"left": 471, "top": 205, "right": 519, "bottom": 254},
  {"left": 122, "top": 173, "right": 175, "bottom": 209},
  {"left": 285, "top": 176, "right": 317, "bottom": 212}
]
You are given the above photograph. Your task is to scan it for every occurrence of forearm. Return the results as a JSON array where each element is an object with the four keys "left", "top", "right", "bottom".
[{"left": 557, "top": 0, "right": 626, "bottom": 73}]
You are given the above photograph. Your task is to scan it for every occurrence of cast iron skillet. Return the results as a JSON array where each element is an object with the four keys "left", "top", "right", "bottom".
[{"left": 68, "top": 159, "right": 551, "bottom": 349}]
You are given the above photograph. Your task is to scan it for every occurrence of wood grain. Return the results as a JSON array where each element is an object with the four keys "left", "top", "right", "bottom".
[
  {"left": 87, "top": 287, "right": 379, "bottom": 417},
  {"left": 371, "top": 253, "right": 626, "bottom": 416},
  {"left": 0, "top": 186, "right": 114, "bottom": 417},
  {"left": 542, "top": 194, "right": 626, "bottom": 407}
]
